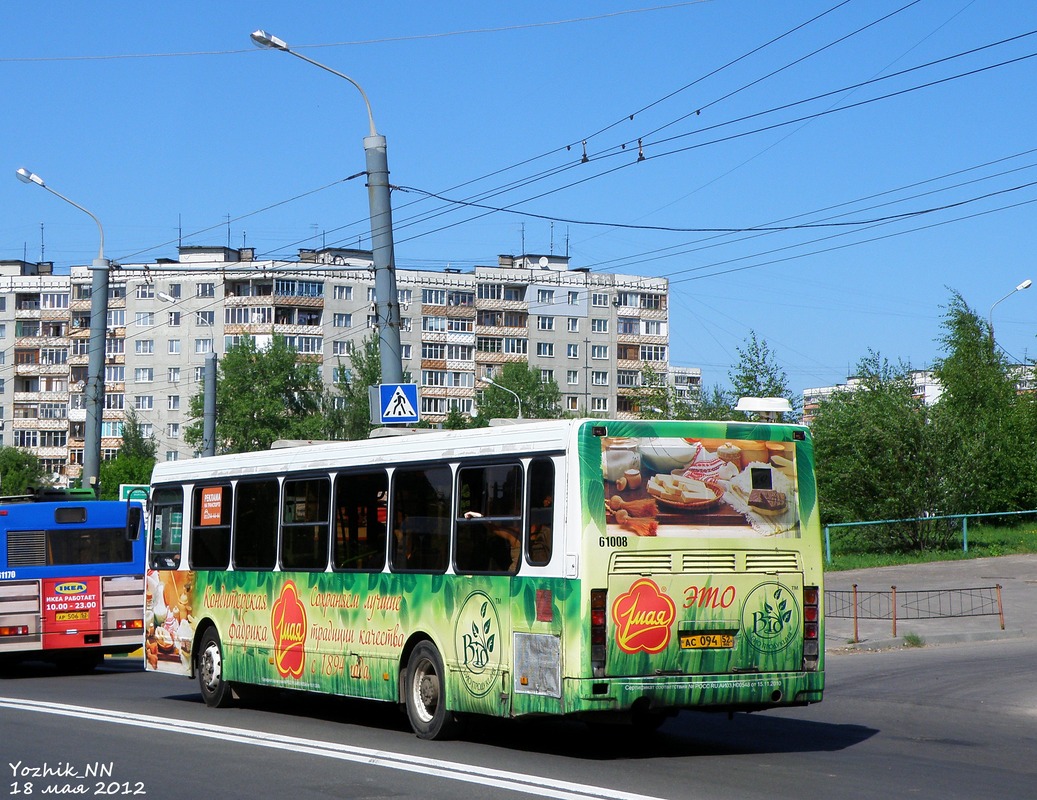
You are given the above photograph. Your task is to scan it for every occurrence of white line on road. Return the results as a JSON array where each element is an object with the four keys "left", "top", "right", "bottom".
[{"left": 0, "top": 697, "right": 669, "bottom": 800}]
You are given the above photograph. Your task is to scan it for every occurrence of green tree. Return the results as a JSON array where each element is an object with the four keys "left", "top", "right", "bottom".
[
  {"left": 729, "top": 330, "right": 799, "bottom": 421},
  {"left": 636, "top": 366, "right": 697, "bottom": 419},
  {"left": 185, "top": 335, "right": 327, "bottom": 453},
  {"left": 811, "top": 352, "right": 944, "bottom": 550},
  {"left": 98, "top": 411, "right": 157, "bottom": 500},
  {"left": 930, "top": 290, "right": 1034, "bottom": 514},
  {"left": 475, "top": 362, "right": 561, "bottom": 423},
  {"left": 331, "top": 334, "right": 383, "bottom": 441},
  {"left": 0, "top": 447, "right": 46, "bottom": 496},
  {"left": 696, "top": 384, "right": 735, "bottom": 421}
]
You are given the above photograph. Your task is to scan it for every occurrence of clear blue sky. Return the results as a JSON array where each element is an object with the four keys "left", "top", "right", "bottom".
[{"left": 4, "top": 1, "right": 1036, "bottom": 396}]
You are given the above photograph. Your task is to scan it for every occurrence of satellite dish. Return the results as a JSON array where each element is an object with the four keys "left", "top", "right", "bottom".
[{"left": 538, "top": 256, "right": 549, "bottom": 268}]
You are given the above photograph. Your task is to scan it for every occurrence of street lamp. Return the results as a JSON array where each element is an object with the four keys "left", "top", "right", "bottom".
[
  {"left": 480, "top": 377, "right": 523, "bottom": 420},
  {"left": 16, "top": 168, "right": 109, "bottom": 493},
  {"left": 989, "top": 279, "right": 1032, "bottom": 343},
  {"left": 159, "top": 292, "right": 217, "bottom": 456},
  {"left": 249, "top": 29, "right": 403, "bottom": 385}
]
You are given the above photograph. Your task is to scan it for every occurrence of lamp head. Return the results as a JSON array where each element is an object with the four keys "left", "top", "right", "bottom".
[
  {"left": 1018, "top": 279, "right": 1032, "bottom": 292},
  {"left": 250, "top": 30, "right": 289, "bottom": 51},
  {"left": 15, "top": 168, "right": 44, "bottom": 187}
]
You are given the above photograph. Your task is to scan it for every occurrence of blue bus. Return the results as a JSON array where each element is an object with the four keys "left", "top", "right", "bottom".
[{"left": 0, "top": 492, "right": 146, "bottom": 670}]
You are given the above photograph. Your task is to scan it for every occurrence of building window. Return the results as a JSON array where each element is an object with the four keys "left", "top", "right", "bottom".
[
  {"left": 537, "top": 342, "right": 554, "bottom": 357},
  {"left": 537, "top": 289, "right": 554, "bottom": 304},
  {"left": 567, "top": 343, "right": 579, "bottom": 359},
  {"left": 640, "top": 345, "right": 667, "bottom": 362},
  {"left": 504, "top": 338, "right": 528, "bottom": 355},
  {"left": 166, "top": 284, "right": 182, "bottom": 299},
  {"left": 592, "top": 293, "right": 609, "bottom": 307},
  {"left": 168, "top": 339, "right": 181, "bottom": 355},
  {"left": 197, "top": 283, "right": 215, "bottom": 298},
  {"left": 134, "top": 368, "right": 154, "bottom": 383},
  {"left": 422, "top": 289, "right": 446, "bottom": 305},
  {"left": 592, "top": 371, "right": 609, "bottom": 386},
  {"left": 540, "top": 369, "right": 554, "bottom": 383},
  {"left": 166, "top": 451, "right": 179, "bottom": 462},
  {"left": 167, "top": 423, "right": 180, "bottom": 439},
  {"left": 644, "top": 320, "right": 663, "bottom": 335},
  {"left": 168, "top": 311, "right": 181, "bottom": 327},
  {"left": 333, "top": 313, "right": 352, "bottom": 328},
  {"left": 567, "top": 370, "right": 579, "bottom": 385},
  {"left": 135, "top": 312, "right": 155, "bottom": 328},
  {"left": 592, "top": 344, "right": 609, "bottom": 360},
  {"left": 538, "top": 316, "right": 555, "bottom": 331},
  {"left": 591, "top": 397, "right": 609, "bottom": 412},
  {"left": 135, "top": 340, "right": 154, "bottom": 355},
  {"left": 136, "top": 284, "right": 155, "bottom": 300},
  {"left": 618, "top": 317, "right": 638, "bottom": 335},
  {"left": 168, "top": 367, "right": 181, "bottom": 383},
  {"left": 568, "top": 318, "right": 579, "bottom": 333},
  {"left": 566, "top": 396, "right": 580, "bottom": 411},
  {"left": 196, "top": 339, "right": 214, "bottom": 354},
  {"left": 422, "top": 316, "right": 447, "bottom": 333},
  {"left": 591, "top": 319, "right": 608, "bottom": 334},
  {"left": 333, "top": 285, "right": 353, "bottom": 300}
]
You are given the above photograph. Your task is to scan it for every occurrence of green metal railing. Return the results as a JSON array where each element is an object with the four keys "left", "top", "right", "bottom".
[{"left": 823, "top": 509, "right": 1037, "bottom": 563}]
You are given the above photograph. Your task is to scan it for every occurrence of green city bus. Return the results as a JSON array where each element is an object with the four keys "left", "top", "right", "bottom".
[{"left": 145, "top": 418, "right": 823, "bottom": 738}]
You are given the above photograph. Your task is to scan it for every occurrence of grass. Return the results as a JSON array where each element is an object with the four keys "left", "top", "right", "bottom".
[{"left": 824, "top": 519, "right": 1037, "bottom": 572}]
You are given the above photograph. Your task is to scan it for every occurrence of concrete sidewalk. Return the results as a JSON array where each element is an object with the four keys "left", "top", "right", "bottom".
[{"left": 823, "top": 554, "right": 1036, "bottom": 652}]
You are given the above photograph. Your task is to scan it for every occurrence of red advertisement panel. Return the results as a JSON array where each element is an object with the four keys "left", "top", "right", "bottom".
[{"left": 42, "top": 576, "right": 101, "bottom": 649}]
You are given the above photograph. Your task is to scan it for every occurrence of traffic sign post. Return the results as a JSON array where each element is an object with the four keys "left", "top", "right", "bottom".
[{"left": 370, "top": 383, "right": 420, "bottom": 425}]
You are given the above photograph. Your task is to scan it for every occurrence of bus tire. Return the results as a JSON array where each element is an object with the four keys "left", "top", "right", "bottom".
[
  {"left": 405, "top": 641, "right": 456, "bottom": 740},
  {"left": 197, "top": 628, "right": 233, "bottom": 708}
]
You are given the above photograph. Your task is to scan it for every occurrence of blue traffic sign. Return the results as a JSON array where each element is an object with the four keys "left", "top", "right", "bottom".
[{"left": 378, "top": 383, "right": 420, "bottom": 424}]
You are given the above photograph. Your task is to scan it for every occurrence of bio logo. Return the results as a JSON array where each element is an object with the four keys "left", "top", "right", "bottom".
[
  {"left": 454, "top": 591, "right": 501, "bottom": 697},
  {"left": 741, "top": 582, "right": 799, "bottom": 654},
  {"left": 54, "top": 582, "right": 88, "bottom": 595},
  {"left": 612, "top": 578, "right": 676, "bottom": 654},
  {"left": 271, "top": 581, "right": 307, "bottom": 679}
]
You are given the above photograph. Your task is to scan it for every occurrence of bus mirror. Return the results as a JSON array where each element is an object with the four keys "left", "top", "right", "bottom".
[{"left": 126, "top": 505, "right": 143, "bottom": 542}]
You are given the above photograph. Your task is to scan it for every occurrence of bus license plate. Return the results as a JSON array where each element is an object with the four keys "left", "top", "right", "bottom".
[
  {"left": 55, "top": 611, "right": 90, "bottom": 622},
  {"left": 680, "top": 633, "right": 734, "bottom": 649}
]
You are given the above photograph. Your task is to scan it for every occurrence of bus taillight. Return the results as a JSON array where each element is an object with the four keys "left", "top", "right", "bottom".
[
  {"left": 117, "top": 618, "right": 144, "bottom": 630},
  {"left": 590, "top": 589, "right": 607, "bottom": 677},
  {"left": 802, "top": 586, "right": 820, "bottom": 670},
  {"left": 0, "top": 625, "right": 29, "bottom": 637}
]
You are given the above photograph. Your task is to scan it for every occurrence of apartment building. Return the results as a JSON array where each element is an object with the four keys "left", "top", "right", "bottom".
[{"left": 1, "top": 246, "right": 695, "bottom": 484}]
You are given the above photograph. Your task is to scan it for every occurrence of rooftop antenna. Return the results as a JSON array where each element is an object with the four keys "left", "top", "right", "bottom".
[
  {"left": 226, "top": 214, "right": 231, "bottom": 248},
  {"left": 178, "top": 214, "right": 182, "bottom": 248},
  {"left": 550, "top": 221, "right": 554, "bottom": 255},
  {"left": 40, "top": 222, "right": 45, "bottom": 263}
]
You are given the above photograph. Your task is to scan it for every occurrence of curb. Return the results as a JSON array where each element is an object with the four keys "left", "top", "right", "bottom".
[{"left": 826, "top": 628, "right": 1026, "bottom": 653}]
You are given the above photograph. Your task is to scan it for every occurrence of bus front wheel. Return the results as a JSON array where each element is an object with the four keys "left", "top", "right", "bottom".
[
  {"left": 405, "top": 642, "right": 456, "bottom": 740},
  {"left": 197, "top": 629, "right": 232, "bottom": 708}
]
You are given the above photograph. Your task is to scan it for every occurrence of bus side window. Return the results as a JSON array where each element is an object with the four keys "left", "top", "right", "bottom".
[
  {"left": 333, "top": 471, "right": 388, "bottom": 572},
  {"left": 190, "top": 484, "right": 232, "bottom": 570},
  {"left": 281, "top": 477, "right": 331, "bottom": 571},
  {"left": 455, "top": 463, "right": 522, "bottom": 575},
  {"left": 526, "top": 458, "right": 555, "bottom": 566},
  {"left": 391, "top": 466, "right": 450, "bottom": 573},
  {"left": 233, "top": 479, "right": 279, "bottom": 569},
  {"left": 150, "top": 486, "right": 184, "bottom": 570}
]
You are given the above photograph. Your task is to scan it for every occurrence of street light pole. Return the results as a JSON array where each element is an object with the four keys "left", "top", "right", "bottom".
[
  {"left": 16, "top": 168, "right": 109, "bottom": 493},
  {"left": 989, "top": 278, "right": 1032, "bottom": 344},
  {"left": 480, "top": 377, "right": 523, "bottom": 420},
  {"left": 249, "top": 30, "right": 404, "bottom": 385}
]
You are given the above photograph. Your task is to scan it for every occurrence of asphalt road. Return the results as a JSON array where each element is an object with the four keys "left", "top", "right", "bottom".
[{"left": 3, "top": 556, "right": 1035, "bottom": 800}]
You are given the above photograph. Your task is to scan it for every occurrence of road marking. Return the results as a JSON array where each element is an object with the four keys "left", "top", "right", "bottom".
[{"left": 0, "top": 697, "right": 669, "bottom": 800}]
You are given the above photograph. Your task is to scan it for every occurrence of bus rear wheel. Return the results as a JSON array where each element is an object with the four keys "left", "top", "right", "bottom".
[
  {"left": 405, "top": 642, "right": 456, "bottom": 740},
  {"left": 197, "top": 629, "right": 233, "bottom": 708}
]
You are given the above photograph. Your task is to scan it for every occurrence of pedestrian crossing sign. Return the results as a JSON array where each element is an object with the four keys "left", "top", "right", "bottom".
[{"left": 376, "top": 382, "right": 420, "bottom": 424}]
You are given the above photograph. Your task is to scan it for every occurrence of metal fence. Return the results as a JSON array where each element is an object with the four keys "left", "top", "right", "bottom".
[
  {"left": 823, "top": 509, "right": 1037, "bottom": 562},
  {"left": 824, "top": 584, "right": 1005, "bottom": 641}
]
